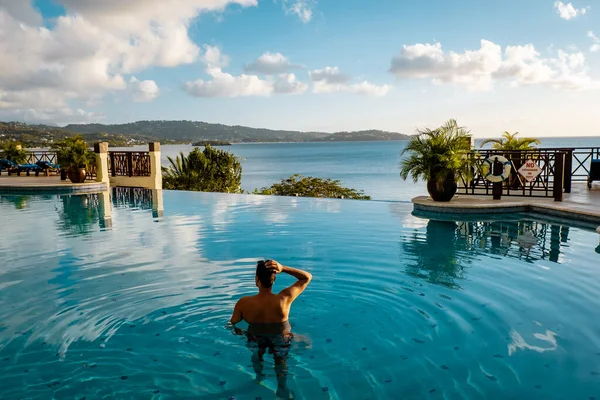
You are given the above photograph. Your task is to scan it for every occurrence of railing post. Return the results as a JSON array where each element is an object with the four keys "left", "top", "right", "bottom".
[
  {"left": 127, "top": 152, "right": 134, "bottom": 177},
  {"left": 94, "top": 142, "right": 110, "bottom": 186},
  {"left": 149, "top": 142, "right": 162, "bottom": 190},
  {"left": 109, "top": 152, "right": 116, "bottom": 177},
  {"left": 492, "top": 160, "right": 502, "bottom": 200},
  {"left": 563, "top": 149, "right": 572, "bottom": 193},
  {"left": 554, "top": 152, "right": 564, "bottom": 202}
]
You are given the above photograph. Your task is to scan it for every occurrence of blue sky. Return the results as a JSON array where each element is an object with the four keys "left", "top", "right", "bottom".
[{"left": 0, "top": 0, "right": 599, "bottom": 136}]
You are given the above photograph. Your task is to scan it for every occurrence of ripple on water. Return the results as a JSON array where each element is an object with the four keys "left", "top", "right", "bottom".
[{"left": 1, "top": 192, "right": 600, "bottom": 399}]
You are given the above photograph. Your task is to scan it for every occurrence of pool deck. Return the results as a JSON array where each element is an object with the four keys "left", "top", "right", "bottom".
[
  {"left": 413, "top": 183, "right": 600, "bottom": 228},
  {"left": 0, "top": 175, "right": 108, "bottom": 194}
]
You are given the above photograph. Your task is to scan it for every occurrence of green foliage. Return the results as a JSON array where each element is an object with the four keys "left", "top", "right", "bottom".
[
  {"left": 162, "top": 146, "right": 242, "bottom": 193},
  {"left": 480, "top": 132, "right": 541, "bottom": 151},
  {"left": 400, "top": 119, "right": 473, "bottom": 184},
  {"left": 51, "top": 136, "right": 95, "bottom": 169},
  {"left": 254, "top": 174, "right": 371, "bottom": 200},
  {"left": 1, "top": 142, "right": 28, "bottom": 164}
]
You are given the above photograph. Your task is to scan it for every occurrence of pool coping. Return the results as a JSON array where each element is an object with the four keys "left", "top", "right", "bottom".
[
  {"left": 412, "top": 195, "right": 600, "bottom": 227},
  {"left": 0, "top": 181, "right": 108, "bottom": 194}
]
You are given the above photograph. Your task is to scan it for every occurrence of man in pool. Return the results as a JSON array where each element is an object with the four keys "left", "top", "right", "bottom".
[{"left": 230, "top": 260, "right": 312, "bottom": 399}]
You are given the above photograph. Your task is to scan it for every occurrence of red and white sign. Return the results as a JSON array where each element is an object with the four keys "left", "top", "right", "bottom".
[{"left": 518, "top": 160, "right": 543, "bottom": 182}]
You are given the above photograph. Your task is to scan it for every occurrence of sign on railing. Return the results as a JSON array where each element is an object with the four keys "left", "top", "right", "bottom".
[{"left": 108, "top": 152, "right": 151, "bottom": 177}]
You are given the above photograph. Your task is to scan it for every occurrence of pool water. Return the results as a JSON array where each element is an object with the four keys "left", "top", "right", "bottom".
[{"left": 0, "top": 189, "right": 599, "bottom": 399}]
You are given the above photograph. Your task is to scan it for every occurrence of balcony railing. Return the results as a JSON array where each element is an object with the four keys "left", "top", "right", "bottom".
[{"left": 108, "top": 152, "right": 151, "bottom": 177}]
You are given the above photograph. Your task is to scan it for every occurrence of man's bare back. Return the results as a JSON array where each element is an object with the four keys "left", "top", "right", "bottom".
[{"left": 230, "top": 260, "right": 312, "bottom": 326}]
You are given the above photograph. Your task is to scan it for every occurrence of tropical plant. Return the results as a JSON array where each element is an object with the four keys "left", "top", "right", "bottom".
[
  {"left": 253, "top": 174, "right": 371, "bottom": 200},
  {"left": 162, "top": 146, "right": 242, "bottom": 193},
  {"left": 400, "top": 119, "right": 473, "bottom": 201},
  {"left": 480, "top": 132, "right": 540, "bottom": 150},
  {"left": 1, "top": 142, "right": 28, "bottom": 164},
  {"left": 51, "top": 136, "right": 95, "bottom": 169}
]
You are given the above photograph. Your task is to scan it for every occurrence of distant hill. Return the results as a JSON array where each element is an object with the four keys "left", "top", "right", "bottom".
[
  {"left": 62, "top": 120, "right": 411, "bottom": 143},
  {"left": 1, "top": 120, "right": 411, "bottom": 147},
  {"left": 317, "top": 130, "right": 410, "bottom": 142}
]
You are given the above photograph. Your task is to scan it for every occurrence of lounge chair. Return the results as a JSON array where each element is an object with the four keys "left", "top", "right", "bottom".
[
  {"left": 588, "top": 159, "right": 600, "bottom": 189},
  {"left": 0, "top": 159, "right": 43, "bottom": 176},
  {"left": 35, "top": 161, "right": 60, "bottom": 176}
]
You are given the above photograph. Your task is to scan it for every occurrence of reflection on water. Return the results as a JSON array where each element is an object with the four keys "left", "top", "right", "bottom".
[
  {"left": 402, "top": 220, "right": 471, "bottom": 289},
  {"left": 403, "top": 214, "right": 579, "bottom": 289},
  {"left": 0, "top": 192, "right": 599, "bottom": 399}
]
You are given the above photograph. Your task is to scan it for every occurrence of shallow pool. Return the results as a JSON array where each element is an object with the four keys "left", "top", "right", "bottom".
[{"left": 0, "top": 189, "right": 599, "bottom": 399}]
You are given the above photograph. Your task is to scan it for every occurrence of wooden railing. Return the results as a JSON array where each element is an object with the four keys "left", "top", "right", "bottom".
[
  {"left": 24, "top": 151, "right": 58, "bottom": 164},
  {"left": 458, "top": 149, "right": 567, "bottom": 200},
  {"left": 567, "top": 147, "right": 600, "bottom": 183},
  {"left": 108, "top": 152, "right": 151, "bottom": 177}
]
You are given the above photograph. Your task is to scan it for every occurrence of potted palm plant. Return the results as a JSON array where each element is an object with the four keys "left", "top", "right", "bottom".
[
  {"left": 52, "top": 136, "right": 95, "bottom": 184},
  {"left": 400, "top": 119, "right": 473, "bottom": 202}
]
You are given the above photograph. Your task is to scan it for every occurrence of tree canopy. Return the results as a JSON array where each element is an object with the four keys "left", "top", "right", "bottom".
[
  {"left": 162, "top": 146, "right": 242, "bottom": 193},
  {"left": 480, "top": 131, "right": 540, "bottom": 150},
  {"left": 254, "top": 174, "right": 370, "bottom": 200}
]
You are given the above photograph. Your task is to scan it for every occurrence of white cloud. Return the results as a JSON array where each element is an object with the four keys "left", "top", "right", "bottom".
[
  {"left": 202, "top": 45, "right": 230, "bottom": 67},
  {"left": 553, "top": 1, "right": 588, "bottom": 20},
  {"left": 589, "top": 31, "right": 600, "bottom": 52},
  {"left": 282, "top": 0, "right": 315, "bottom": 23},
  {"left": 129, "top": 77, "right": 160, "bottom": 102},
  {"left": 0, "top": 0, "right": 258, "bottom": 119},
  {"left": 245, "top": 52, "right": 303, "bottom": 74},
  {"left": 310, "top": 67, "right": 391, "bottom": 96},
  {"left": 183, "top": 67, "right": 274, "bottom": 98},
  {"left": 390, "top": 40, "right": 599, "bottom": 91},
  {"left": 273, "top": 73, "right": 309, "bottom": 94},
  {"left": 309, "top": 67, "right": 352, "bottom": 85},
  {"left": 183, "top": 48, "right": 308, "bottom": 97}
]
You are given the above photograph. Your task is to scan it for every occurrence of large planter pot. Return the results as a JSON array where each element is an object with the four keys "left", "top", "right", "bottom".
[
  {"left": 427, "top": 175, "right": 458, "bottom": 202},
  {"left": 68, "top": 168, "right": 87, "bottom": 184}
]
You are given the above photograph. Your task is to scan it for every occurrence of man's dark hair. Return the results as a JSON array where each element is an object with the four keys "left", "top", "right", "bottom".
[{"left": 256, "top": 260, "right": 276, "bottom": 288}]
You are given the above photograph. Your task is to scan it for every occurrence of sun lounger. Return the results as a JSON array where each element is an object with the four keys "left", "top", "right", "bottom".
[
  {"left": 35, "top": 161, "right": 60, "bottom": 176},
  {"left": 0, "top": 159, "right": 43, "bottom": 176}
]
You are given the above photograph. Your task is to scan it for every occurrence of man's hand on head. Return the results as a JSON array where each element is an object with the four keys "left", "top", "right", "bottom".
[{"left": 265, "top": 260, "right": 283, "bottom": 274}]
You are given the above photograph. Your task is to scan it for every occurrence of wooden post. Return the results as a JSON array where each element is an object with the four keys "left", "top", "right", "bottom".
[
  {"left": 563, "top": 150, "right": 572, "bottom": 193},
  {"left": 554, "top": 152, "right": 564, "bottom": 202},
  {"left": 127, "top": 152, "right": 133, "bottom": 177},
  {"left": 492, "top": 160, "right": 502, "bottom": 200},
  {"left": 109, "top": 152, "right": 116, "bottom": 177}
]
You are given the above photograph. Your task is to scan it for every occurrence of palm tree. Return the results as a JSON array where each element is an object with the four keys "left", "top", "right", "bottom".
[
  {"left": 480, "top": 132, "right": 540, "bottom": 150},
  {"left": 162, "top": 145, "right": 242, "bottom": 193},
  {"left": 480, "top": 132, "right": 541, "bottom": 189},
  {"left": 400, "top": 119, "right": 473, "bottom": 201}
]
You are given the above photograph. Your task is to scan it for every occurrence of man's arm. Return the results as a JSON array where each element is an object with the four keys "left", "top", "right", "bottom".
[
  {"left": 230, "top": 298, "right": 244, "bottom": 326},
  {"left": 266, "top": 261, "right": 312, "bottom": 302}
]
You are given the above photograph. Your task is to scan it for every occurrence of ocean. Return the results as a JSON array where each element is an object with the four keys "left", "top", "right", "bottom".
[{"left": 125, "top": 137, "right": 600, "bottom": 202}]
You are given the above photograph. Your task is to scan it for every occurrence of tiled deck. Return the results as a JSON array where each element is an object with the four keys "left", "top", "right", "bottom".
[
  {"left": 0, "top": 175, "right": 107, "bottom": 194},
  {"left": 412, "top": 183, "right": 600, "bottom": 229}
]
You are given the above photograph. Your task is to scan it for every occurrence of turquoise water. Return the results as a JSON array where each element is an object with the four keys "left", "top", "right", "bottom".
[{"left": 1, "top": 189, "right": 600, "bottom": 399}]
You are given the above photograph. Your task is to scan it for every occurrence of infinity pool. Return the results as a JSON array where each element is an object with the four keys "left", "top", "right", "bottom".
[{"left": 0, "top": 189, "right": 599, "bottom": 399}]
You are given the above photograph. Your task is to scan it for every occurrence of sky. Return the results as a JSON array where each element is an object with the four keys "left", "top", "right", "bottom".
[{"left": 0, "top": 0, "right": 599, "bottom": 137}]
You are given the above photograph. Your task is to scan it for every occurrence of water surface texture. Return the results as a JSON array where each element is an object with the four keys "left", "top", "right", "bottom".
[{"left": 0, "top": 190, "right": 599, "bottom": 399}]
